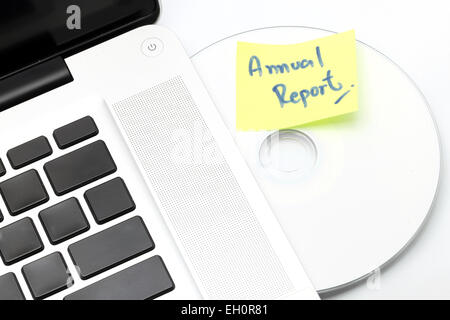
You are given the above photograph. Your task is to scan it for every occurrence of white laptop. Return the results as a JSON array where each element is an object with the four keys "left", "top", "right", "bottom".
[{"left": 0, "top": 0, "right": 317, "bottom": 300}]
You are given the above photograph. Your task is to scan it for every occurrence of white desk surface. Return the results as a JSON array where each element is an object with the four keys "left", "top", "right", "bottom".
[{"left": 157, "top": 0, "right": 450, "bottom": 299}]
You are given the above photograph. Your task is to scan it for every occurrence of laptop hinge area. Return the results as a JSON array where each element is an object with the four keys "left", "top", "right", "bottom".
[{"left": 0, "top": 57, "right": 73, "bottom": 112}]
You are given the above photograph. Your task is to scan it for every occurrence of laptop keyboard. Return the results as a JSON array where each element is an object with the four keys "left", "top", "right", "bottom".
[
  {"left": 7, "top": 136, "right": 53, "bottom": 170},
  {"left": 0, "top": 273, "right": 25, "bottom": 300},
  {"left": 0, "top": 159, "right": 5, "bottom": 178},
  {"left": 0, "top": 116, "right": 175, "bottom": 300},
  {"left": 44, "top": 140, "right": 117, "bottom": 196}
]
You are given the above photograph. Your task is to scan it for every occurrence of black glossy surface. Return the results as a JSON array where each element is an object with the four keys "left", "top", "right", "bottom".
[
  {"left": 68, "top": 216, "right": 154, "bottom": 280},
  {"left": 0, "top": 57, "right": 72, "bottom": 112},
  {"left": 39, "top": 198, "right": 90, "bottom": 245},
  {"left": 0, "top": 169, "right": 49, "bottom": 216},
  {"left": 65, "top": 256, "right": 174, "bottom": 300},
  {"left": 0, "top": 0, "right": 160, "bottom": 80},
  {"left": 0, "top": 217, "right": 44, "bottom": 265},
  {"left": 54, "top": 116, "right": 99, "bottom": 149},
  {"left": 44, "top": 140, "right": 117, "bottom": 196},
  {"left": 0, "top": 273, "right": 25, "bottom": 300},
  {"left": 85, "top": 177, "right": 135, "bottom": 224},
  {"left": 22, "top": 252, "right": 72, "bottom": 300},
  {"left": 7, "top": 136, "right": 52, "bottom": 169}
]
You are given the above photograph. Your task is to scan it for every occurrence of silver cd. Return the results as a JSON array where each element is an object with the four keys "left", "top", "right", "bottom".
[{"left": 191, "top": 27, "right": 441, "bottom": 293}]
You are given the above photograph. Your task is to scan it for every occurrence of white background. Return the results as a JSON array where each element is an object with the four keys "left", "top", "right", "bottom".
[{"left": 157, "top": 0, "right": 450, "bottom": 299}]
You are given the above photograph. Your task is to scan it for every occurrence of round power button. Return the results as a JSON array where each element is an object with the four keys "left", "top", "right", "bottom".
[{"left": 141, "top": 38, "right": 164, "bottom": 57}]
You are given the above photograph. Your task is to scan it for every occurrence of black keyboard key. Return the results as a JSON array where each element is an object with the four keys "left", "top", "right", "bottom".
[
  {"left": 44, "top": 141, "right": 117, "bottom": 196},
  {"left": 22, "top": 252, "right": 73, "bottom": 300},
  {"left": 0, "top": 170, "right": 49, "bottom": 216},
  {"left": 39, "top": 198, "right": 90, "bottom": 245},
  {"left": 0, "top": 217, "right": 44, "bottom": 265},
  {"left": 7, "top": 136, "right": 52, "bottom": 170},
  {"left": 85, "top": 178, "right": 136, "bottom": 224},
  {"left": 68, "top": 216, "right": 154, "bottom": 280},
  {"left": 0, "top": 273, "right": 25, "bottom": 300},
  {"left": 54, "top": 116, "right": 99, "bottom": 150},
  {"left": 0, "top": 158, "right": 5, "bottom": 177},
  {"left": 65, "top": 256, "right": 174, "bottom": 300}
]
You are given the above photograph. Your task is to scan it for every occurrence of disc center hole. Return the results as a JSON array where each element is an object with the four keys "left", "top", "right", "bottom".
[{"left": 259, "top": 130, "right": 317, "bottom": 175}]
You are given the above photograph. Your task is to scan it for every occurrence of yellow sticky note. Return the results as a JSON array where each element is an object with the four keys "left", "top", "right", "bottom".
[{"left": 236, "top": 30, "right": 358, "bottom": 131}]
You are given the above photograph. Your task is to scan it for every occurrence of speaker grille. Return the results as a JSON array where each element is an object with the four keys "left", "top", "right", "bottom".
[{"left": 112, "top": 76, "right": 294, "bottom": 299}]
